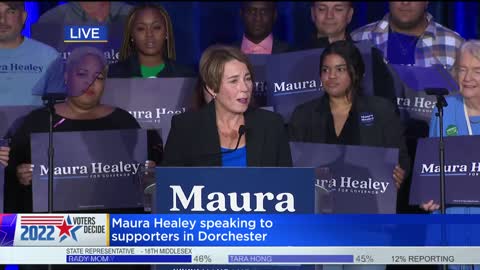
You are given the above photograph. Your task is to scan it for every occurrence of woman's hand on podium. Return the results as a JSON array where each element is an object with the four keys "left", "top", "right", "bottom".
[
  {"left": 393, "top": 164, "right": 405, "bottom": 189},
  {"left": 17, "top": 163, "right": 34, "bottom": 186},
  {"left": 0, "top": 146, "right": 10, "bottom": 166},
  {"left": 421, "top": 200, "right": 440, "bottom": 212}
]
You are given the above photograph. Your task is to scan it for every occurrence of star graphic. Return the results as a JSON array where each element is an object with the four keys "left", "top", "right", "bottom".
[
  {"left": 58, "top": 216, "right": 82, "bottom": 242},
  {"left": 57, "top": 219, "right": 74, "bottom": 238}
]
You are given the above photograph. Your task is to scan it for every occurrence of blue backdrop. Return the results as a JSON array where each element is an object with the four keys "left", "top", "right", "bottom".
[{"left": 23, "top": 1, "right": 480, "bottom": 69}]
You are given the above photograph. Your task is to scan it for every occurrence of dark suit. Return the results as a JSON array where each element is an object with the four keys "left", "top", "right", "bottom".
[
  {"left": 108, "top": 54, "right": 195, "bottom": 78},
  {"left": 288, "top": 95, "right": 410, "bottom": 176},
  {"left": 163, "top": 101, "right": 292, "bottom": 167},
  {"left": 233, "top": 37, "right": 291, "bottom": 54}
]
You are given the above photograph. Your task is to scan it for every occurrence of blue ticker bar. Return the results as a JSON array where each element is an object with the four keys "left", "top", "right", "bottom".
[{"left": 108, "top": 214, "right": 480, "bottom": 247}]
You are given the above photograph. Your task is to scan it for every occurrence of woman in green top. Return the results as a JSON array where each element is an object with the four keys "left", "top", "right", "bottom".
[{"left": 108, "top": 3, "right": 194, "bottom": 78}]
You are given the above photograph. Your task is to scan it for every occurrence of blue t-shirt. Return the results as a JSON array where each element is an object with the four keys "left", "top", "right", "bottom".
[
  {"left": 387, "top": 30, "right": 417, "bottom": 65},
  {"left": 0, "top": 37, "right": 59, "bottom": 106},
  {"left": 221, "top": 146, "right": 247, "bottom": 167}
]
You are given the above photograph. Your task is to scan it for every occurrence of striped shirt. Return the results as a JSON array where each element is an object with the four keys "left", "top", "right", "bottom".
[{"left": 351, "top": 13, "right": 464, "bottom": 69}]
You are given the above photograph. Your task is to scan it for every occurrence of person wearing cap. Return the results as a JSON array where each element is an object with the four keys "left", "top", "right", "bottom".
[
  {"left": 0, "top": 1, "right": 59, "bottom": 106},
  {"left": 37, "top": 1, "right": 133, "bottom": 25}
]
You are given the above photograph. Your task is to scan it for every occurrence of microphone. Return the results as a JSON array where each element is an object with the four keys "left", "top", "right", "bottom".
[
  {"left": 425, "top": 88, "right": 448, "bottom": 109},
  {"left": 42, "top": 92, "right": 67, "bottom": 106},
  {"left": 220, "top": 125, "right": 247, "bottom": 155}
]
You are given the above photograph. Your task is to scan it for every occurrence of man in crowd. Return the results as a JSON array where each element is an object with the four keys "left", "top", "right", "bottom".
[
  {"left": 303, "top": 1, "right": 397, "bottom": 106},
  {"left": 237, "top": 1, "right": 290, "bottom": 54},
  {"left": 304, "top": 1, "right": 353, "bottom": 48},
  {"left": 351, "top": 1, "right": 463, "bottom": 68},
  {"left": 0, "top": 1, "right": 59, "bottom": 106},
  {"left": 37, "top": 1, "right": 133, "bottom": 25}
]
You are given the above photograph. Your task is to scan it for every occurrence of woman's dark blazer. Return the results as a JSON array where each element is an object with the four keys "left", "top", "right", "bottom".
[
  {"left": 289, "top": 95, "right": 410, "bottom": 176},
  {"left": 163, "top": 101, "right": 292, "bottom": 167}
]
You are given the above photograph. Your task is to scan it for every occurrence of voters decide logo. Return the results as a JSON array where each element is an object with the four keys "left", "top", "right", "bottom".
[
  {"left": 14, "top": 214, "right": 108, "bottom": 246},
  {"left": 64, "top": 26, "right": 108, "bottom": 43}
]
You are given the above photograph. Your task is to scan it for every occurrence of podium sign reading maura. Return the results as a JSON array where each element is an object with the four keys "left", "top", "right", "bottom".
[
  {"left": 153, "top": 167, "right": 314, "bottom": 270},
  {"left": 102, "top": 78, "right": 196, "bottom": 141},
  {"left": 31, "top": 129, "right": 147, "bottom": 212},
  {"left": 155, "top": 167, "right": 315, "bottom": 214},
  {"left": 410, "top": 135, "right": 480, "bottom": 206},
  {"left": 290, "top": 142, "right": 398, "bottom": 214}
]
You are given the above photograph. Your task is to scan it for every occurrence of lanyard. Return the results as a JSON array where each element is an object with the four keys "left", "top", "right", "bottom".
[{"left": 463, "top": 100, "right": 473, "bottom": 136}]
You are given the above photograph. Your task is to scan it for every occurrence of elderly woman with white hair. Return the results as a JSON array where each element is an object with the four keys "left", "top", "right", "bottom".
[
  {"left": 423, "top": 40, "right": 480, "bottom": 211},
  {"left": 422, "top": 40, "right": 480, "bottom": 270},
  {"left": 4, "top": 46, "right": 141, "bottom": 213}
]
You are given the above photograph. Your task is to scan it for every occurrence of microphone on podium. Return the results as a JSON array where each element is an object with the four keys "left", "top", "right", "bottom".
[{"left": 220, "top": 125, "right": 247, "bottom": 155}]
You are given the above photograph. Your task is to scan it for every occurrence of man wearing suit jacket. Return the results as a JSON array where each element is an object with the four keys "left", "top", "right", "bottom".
[{"left": 235, "top": 1, "right": 290, "bottom": 54}]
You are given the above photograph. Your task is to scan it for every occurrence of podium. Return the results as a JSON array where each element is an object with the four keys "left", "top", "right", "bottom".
[
  {"left": 150, "top": 167, "right": 315, "bottom": 214},
  {"left": 146, "top": 167, "right": 316, "bottom": 270}
]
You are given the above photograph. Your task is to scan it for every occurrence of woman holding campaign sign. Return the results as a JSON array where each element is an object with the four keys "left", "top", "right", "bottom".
[
  {"left": 421, "top": 40, "right": 480, "bottom": 270},
  {"left": 423, "top": 40, "right": 480, "bottom": 211},
  {"left": 108, "top": 3, "right": 194, "bottom": 78},
  {"left": 4, "top": 46, "right": 148, "bottom": 214},
  {"left": 288, "top": 39, "right": 409, "bottom": 270},
  {"left": 163, "top": 45, "right": 292, "bottom": 167},
  {"left": 289, "top": 40, "right": 410, "bottom": 194}
]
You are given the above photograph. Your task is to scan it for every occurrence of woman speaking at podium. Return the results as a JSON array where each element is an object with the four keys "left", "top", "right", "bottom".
[{"left": 163, "top": 45, "right": 292, "bottom": 167}]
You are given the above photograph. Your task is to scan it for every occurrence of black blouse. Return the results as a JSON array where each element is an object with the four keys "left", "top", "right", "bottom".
[{"left": 325, "top": 107, "right": 361, "bottom": 146}]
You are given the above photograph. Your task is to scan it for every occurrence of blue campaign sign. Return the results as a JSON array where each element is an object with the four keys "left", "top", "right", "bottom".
[
  {"left": 155, "top": 167, "right": 315, "bottom": 214},
  {"left": 31, "top": 129, "right": 147, "bottom": 212},
  {"left": 64, "top": 25, "right": 108, "bottom": 42}
]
